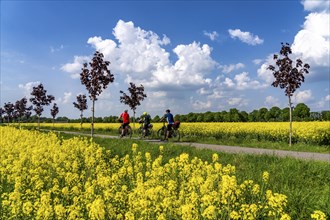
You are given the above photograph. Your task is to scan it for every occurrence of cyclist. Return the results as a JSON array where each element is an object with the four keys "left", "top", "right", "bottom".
[
  {"left": 160, "top": 109, "right": 174, "bottom": 140},
  {"left": 138, "top": 111, "right": 152, "bottom": 137},
  {"left": 119, "top": 110, "right": 130, "bottom": 137}
]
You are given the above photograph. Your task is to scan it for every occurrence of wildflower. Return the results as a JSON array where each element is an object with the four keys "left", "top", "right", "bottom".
[
  {"left": 311, "top": 210, "right": 327, "bottom": 220},
  {"left": 212, "top": 153, "right": 219, "bottom": 163},
  {"left": 132, "top": 143, "right": 138, "bottom": 153},
  {"left": 22, "top": 201, "right": 33, "bottom": 216},
  {"left": 54, "top": 204, "right": 66, "bottom": 219},
  {"left": 280, "top": 213, "right": 291, "bottom": 220},
  {"left": 202, "top": 205, "right": 217, "bottom": 219},
  {"left": 262, "top": 171, "right": 269, "bottom": 183},
  {"left": 252, "top": 184, "right": 260, "bottom": 195},
  {"left": 229, "top": 211, "right": 240, "bottom": 220}
]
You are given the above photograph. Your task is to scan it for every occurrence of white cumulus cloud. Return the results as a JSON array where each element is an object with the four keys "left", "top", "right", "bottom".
[
  {"left": 18, "top": 81, "right": 41, "bottom": 98},
  {"left": 301, "top": 0, "right": 330, "bottom": 12},
  {"left": 292, "top": 11, "right": 330, "bottom": 67},
  {"left": 191, "top": 99, "right": 212, "bottom": 110},
  {"left": 227, "top": 97, "right": 248, "bottom": 107},
  {"left": 220, "top": 63, "right": 245, "bottom": 74},
  {"left": 203, "top": 31, "right": 219, "bottom": 41},
  {"left": 234, "top": 72, "right": 265, "bottom": 90},
  {"left": 60, "top": 56, "right": 90, "bottom": 79},
  {"left": 57, "top": 92, "right": 72, "bottom": 104},
  {"left": 228, "top": 29, "right": 264, "bottom": 45},
  {"left": 292, "top": 90, "right": 313, "bottom": 103},
  {"left": 264, "top": 96, "right": 280, "bottom": 107}
]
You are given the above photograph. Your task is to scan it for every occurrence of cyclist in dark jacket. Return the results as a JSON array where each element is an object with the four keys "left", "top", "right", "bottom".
[
  {"left": 139, "top": 112, "right": 151, "bottom": 136},
  {"left": 160, "top": 109, "right": 174, "bottom": 140}
]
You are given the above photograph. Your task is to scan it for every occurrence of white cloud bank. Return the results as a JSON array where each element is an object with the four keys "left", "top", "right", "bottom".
[
  {"left": 291, "top": 11, "right": 330, "bottom": 66},
  {"left": 62, "top": 20, "right": 217, "bottom": 91}
]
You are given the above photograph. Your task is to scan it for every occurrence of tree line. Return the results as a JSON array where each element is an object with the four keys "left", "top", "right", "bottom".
[{"left": 3, "top": 102, "right": 328, "bottom": 124}]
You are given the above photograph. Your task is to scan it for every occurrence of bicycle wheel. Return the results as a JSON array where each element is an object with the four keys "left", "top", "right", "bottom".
[
  {"left": 127, "top": 126, "right": 133, "bottom": 139},
  {"left": 147, "top": 128, "right": 154, "bottom": 139},
  {"left": 157, "top": 127, "right": 166, "bottom": 140},
  {"left": 118, "top": 127, "right": 123, "bottom": 138},
  {"left": 172, "top": 129, "right": 180, "bottom": 141},
  {"left": 138, "top": 127, "right": 144, "bottom": 139}
]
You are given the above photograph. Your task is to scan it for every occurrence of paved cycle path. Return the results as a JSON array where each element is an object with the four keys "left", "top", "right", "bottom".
[{"left": 55, "top": 130, "right": 330, "bottom": 163}]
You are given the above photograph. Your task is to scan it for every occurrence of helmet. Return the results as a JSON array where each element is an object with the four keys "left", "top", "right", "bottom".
[
  {"left": 166, "top": 109, "right": 170, "bottom": 113},
  {"left": 124, "top": 109, "right": 128, "bottom": 113},
  {"left": 143, "top": 112, "right": 147, "bottom": 115}
]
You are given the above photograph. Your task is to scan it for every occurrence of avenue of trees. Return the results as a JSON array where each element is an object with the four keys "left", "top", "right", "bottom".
[{"left": 1, "top": 48, "right": 329, "bottom": 129}]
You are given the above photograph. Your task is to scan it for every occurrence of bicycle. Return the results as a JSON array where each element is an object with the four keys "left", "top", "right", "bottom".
[
  {"left": 157, "top": 121, "right": 180, "bottom": 141},
  {"left": 138, "top": 122, "right": 154, "bottom": 139},
  {"left": 118, "top": 124, "right": 132, "bottom": 138}
]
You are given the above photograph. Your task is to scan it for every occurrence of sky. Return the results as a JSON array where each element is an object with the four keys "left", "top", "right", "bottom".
[{"left": 1, "top": 0, "right": 329, "bottom": 119}]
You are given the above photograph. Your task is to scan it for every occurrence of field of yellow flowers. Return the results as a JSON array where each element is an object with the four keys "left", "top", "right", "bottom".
[
  {"left": 22, "top": 121, "right": 330, "bottom": 145},
  {"left": 0, "top": 127, "right": 327, "bottom": 219}
]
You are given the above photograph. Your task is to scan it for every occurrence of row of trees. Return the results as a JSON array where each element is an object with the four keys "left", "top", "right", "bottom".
[
  {"left": 1, "top": 84, "right": 59, "bottom": 128},
  {"left": 1, "top": 51, "right": 147, "bottom": 137},
  {"left": 6, "top": 102, "right": 328, "bottom": 124}
]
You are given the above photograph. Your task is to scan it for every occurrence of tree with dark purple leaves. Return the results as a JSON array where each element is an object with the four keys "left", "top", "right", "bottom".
[
  {"left": 14, "top": 97, "right": 32, "bottom": 128},
  {"left": 0, "top": 107, "right": 3, "bottom": 123},
  {"left": 268, "top": 42, "right": 310, "bottom": 146},
  {"left": 29, "top": 83, "right": 55, "bottom": 129},
  {"left": 120, "top": 82, "right": 147, "bottom": 130},
  {"left": 50, "top": 103, "right": 59, "bottom": 128},
  {"left": 73, "top": 94, "right": 88, "bottom": 129},
  {"left": 80, "top": 51, "right": 114, "bottom": 137},
  {"left": 4, "top": 102, "right": 15, "bottom": 123}
]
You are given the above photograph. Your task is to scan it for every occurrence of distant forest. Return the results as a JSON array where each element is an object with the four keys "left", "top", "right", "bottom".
[{"left": 2, "top": 103, "right": 329, "bottom": 123}]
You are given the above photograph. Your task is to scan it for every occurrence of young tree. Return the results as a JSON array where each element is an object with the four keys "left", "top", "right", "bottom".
[
  {"left": 80, "top": 51, "right": 114, "bottom": 137},
  {"left": 73, "top": 94, "right": 88, "bottom": 129},
  {"left": 0, "top": 107, "right": 3, "bottom": 123},
  {"left": 14, "top": 97, "right": 32, "bottom": 128},
  {"left": 268, "top": 42, "right": 310, "bottom": 146},
  {"left": 50, "top": 103, "right": 59, "bottom": 128},
  {"left": 3, "top": 102, "right": 15, "bottom": 123},
  {"left": 29, "top": 83, "right": 55, "bottom": 129},
  {"left": 120, "top": 82, "right": 147, "bottom": 129}
]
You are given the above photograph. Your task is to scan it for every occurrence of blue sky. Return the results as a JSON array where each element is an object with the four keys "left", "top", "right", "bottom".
[{"left": 1, "top": 0, "right": 329, "bottom": 119}]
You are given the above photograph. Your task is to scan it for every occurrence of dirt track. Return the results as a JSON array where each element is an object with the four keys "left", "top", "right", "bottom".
[{"left": 56, "top": 130, "right": 330, "bottom": 163}]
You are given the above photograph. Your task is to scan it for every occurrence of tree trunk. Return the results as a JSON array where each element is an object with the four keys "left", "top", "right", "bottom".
[
  {"left": 288, "top": 96, "right": 292, "bottom": 146},
  {"left": 80, "top": 111, "right": 83, "bottom": 130},
  {"left": 91, "top": 100, "right": 95, "bottom": 138},
  {"left": 52, "top": 118, "right": 55, "bottom": 129},
  {"left": 133, "top": 111, "right": 136, "bottom": 133},
  {"left": 38, "top": 115, "right": 40, "bottom": 130}
]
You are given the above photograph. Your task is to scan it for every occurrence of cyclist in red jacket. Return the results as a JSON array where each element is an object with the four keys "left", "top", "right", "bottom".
[{"left": 119, "top": 110, "right": 130, "bottom": 137}]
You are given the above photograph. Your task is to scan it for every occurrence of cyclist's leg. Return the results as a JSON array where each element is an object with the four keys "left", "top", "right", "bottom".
[
  {"left": 120, "top": 123, "right": 124, "bottom": 136},
  {"left": 166, "top": 124, "right": 173, "bottom": 139},
  {"left": 125, "top": 123, "right": 130, "bottom": 135},
  {"left": 143, "top": 124, "right": 148, "bottom": 136},
  {"left": 122, "top": 123, "right": 128, "bottom": 136}
]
